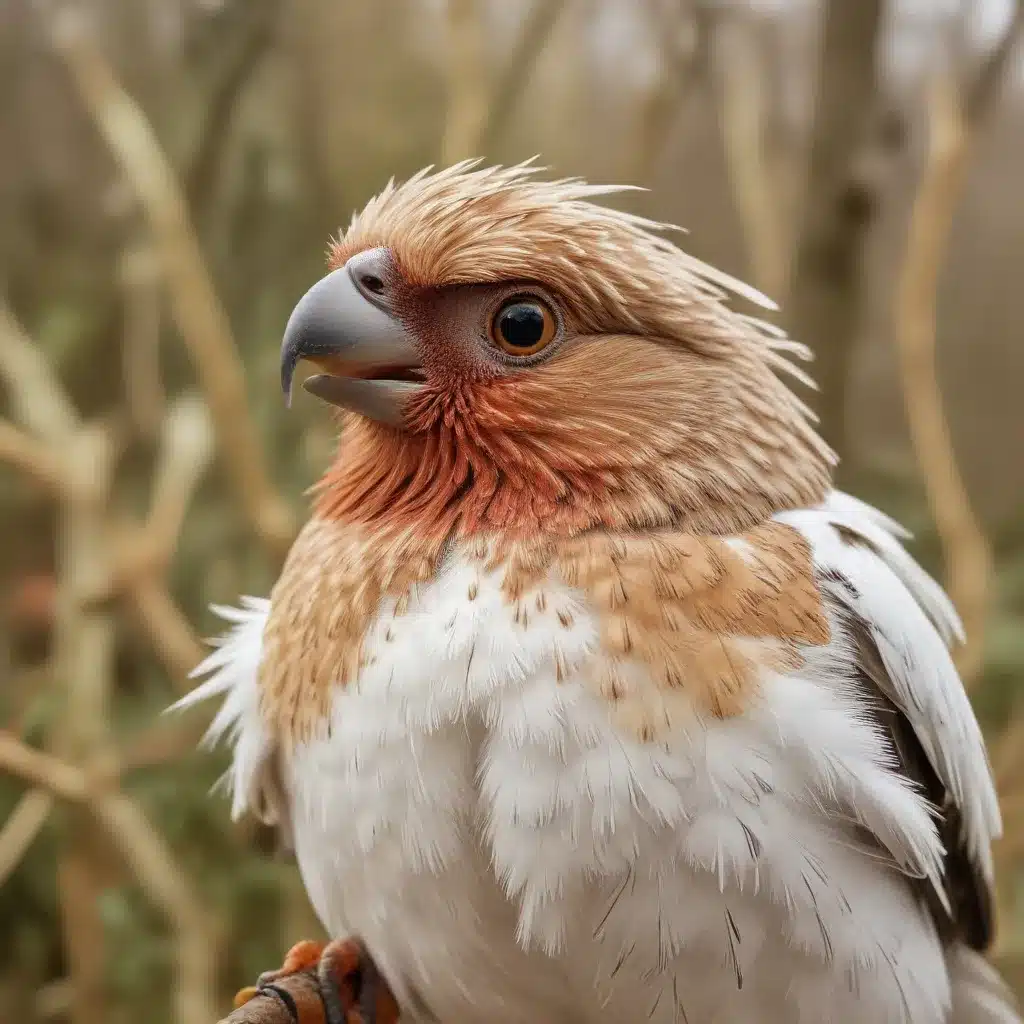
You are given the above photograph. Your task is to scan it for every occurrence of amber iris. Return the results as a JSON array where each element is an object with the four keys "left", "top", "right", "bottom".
[{"left": 491, "top": 298, "right": 556, "bottom": 356}]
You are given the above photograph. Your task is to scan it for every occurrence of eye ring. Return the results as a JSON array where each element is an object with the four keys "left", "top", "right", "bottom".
[{"left": 490, "top": 296, "right": 558, "bottom": 357}]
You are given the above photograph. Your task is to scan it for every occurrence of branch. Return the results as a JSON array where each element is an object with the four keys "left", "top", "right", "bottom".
[
  {"left": 130, "top": 578, "right": 207, "bottom": 693},
  {"left": 441, "top": 0, "right": 571, "bottom": 163},
  {"left": 964, "top": 1, "right": 1024, "bottom": 123},
  {"left": 894, "top": 4, "right": 1022, "bottom": 687},
  {"left": 0, "top": 734, "right": 89, "bottom": 800},
  {"left": 894, "top": 77, "right": 991, "bottom": 687},
  {"left": 631, "top": 0, "right": 706, "bottom": 182},
  {"left": 0, "top": 303, "right": 79, "bottom": 444},
  {"left": 476, "top": 0, "right": 571, "bottom": 156},
  {"left": 0, "top": 789, "right": 54, "bottom": 887},
  {"left": 713, "top": 12, "right": 787, "bottom": 297},
  {"left": 93, "top": 795, "right": 218, "bottom": 1024},
  {"left": 0, "top": 733, "right": 217, "bottom": 1024},
  {"left": 50, "top": 12, "right": 295, "bottom": 559},
  {"left": 785, "top": 0, "right": 888, "bottom": 461},
  {"left": 184, "top": 0, "right": 283, "bottom": 222},
  {"left": 440, "top": 0, "right": 489, "bottom": 164},
  {"left": 146, "top": 395, "right": 215, "bottom": 562},
  {"left": 51, "top": 421, "right": 117, "bottom": 1024},
  {"left": 122, "top": 708, "right": 212, "bottom": 771},
  {"left": 0, "top": 419, "right": 68, "bottom": 496},
  {"left": 111, "top": 394, "right": 215, "bottom": 591}
]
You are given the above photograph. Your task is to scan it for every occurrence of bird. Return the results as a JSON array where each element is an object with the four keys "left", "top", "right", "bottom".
[{"left": 177, "top": 160, "right": 1018, "bottom": 1023}]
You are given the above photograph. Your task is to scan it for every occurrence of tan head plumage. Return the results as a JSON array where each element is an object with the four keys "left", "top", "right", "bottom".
[
  {"left": 262, "top": 162, "right": 836, "bottom": 741},
  {"left": 318, "top": 160, "right": 834, "bottom": 539}
]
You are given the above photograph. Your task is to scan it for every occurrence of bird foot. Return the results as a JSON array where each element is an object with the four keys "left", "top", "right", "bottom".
[{"left": 229, "top": 937, "right": 399, "bottom": 1024}]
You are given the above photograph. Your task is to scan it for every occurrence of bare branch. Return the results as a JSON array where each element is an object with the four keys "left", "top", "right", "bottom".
[
  {"left": 0, "top": 419, "right": 68, "bottom": 496},
  {"left": 184, "top": 0, "right": 283, "bottom": 222},
  {"left": 50, "top": 12, "right": 295, "bottom": 559},
  {"left": 147, "top": 396, "right": 215, "bottom": 556},
  {"left": 93, "top": 795, "right": 218, "bottom": 1024},
  {"left": 894, "top": 8, "right": 1022, "bottom": 690},
  {"left": 0, "top": 733, "right": 218, "bottom": 1024},
  {"left": 713, "top": 13, "right": 787, "bottom": 297},
  {"left": 0, "top": 303, "right": 79, "bottom": 443},
  {"left": 440, "top": 0, "right": 489, "bottom": 164},
  {"left": 631, "top": 0, "right": 706, "bottom": 182},
  {"left": 0, "top": 789, "right": 54, "bottom": 887},
  {"left": 0, "top": 734, "right": 89, "bottom": 800},
  {"left": 122, "top": 709, "right": 212, "bottom": 771},
  {"left": 130, "top": 578, "right": 207, "bottom": 693},
  {"left": 964, "top": 1, "right": 1024, "bottom": 123},
  {"left": 785, "top": 0, "right": 889, "bottom": 461},
  {"left": 476, "top": 0, "right": 571, "bottom": 156},
  {"left": 894, "top": 77, "right": 992, "bottom": 687},
  {"left": 442, "top": 0, "right": 572, "bottom": 163}
]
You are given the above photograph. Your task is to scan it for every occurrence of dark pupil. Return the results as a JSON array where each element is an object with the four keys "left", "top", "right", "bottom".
[{"left": 498, "top": 303, "right": 545, "bottom": 348}]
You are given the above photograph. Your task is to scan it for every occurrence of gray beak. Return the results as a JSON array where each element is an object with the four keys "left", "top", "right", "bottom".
[{"left": 280, "top": 250, "right": 423, "bottom": 427}]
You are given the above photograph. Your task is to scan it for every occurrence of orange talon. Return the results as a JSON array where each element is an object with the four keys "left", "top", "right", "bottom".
[
  {"left": 257, "top": 938, "right": 327, "bottom": 987},
  {"left": 281, "top": 939, "right": 327, "bottom": 975},
  {"left": 232, "top": 985, "right": 259, "bottom": 1009},
  {"left": 222, "top": 937, "right": 401, "bottom": 1024}
]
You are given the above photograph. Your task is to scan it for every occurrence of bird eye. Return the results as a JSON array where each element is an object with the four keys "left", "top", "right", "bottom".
[
  {"left": 359, "top": 273, "right": 385, "bottom": 295},
  {"left": 491, "top": 298, "right": 557, "bottom": 357}
]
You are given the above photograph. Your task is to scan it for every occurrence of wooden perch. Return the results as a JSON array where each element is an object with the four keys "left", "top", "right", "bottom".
[{"left": 51, "top": 11, "right": 295, "bottom": 560}]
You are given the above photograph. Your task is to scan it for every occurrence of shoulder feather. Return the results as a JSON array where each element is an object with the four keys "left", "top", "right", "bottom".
[{"left": 777, "top": 492, "right": 1001, "bottom": 948}]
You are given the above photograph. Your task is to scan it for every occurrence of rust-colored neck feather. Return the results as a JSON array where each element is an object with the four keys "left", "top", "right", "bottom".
[{"left": 313, "top": 336, "right": 832, "bottom": 541}]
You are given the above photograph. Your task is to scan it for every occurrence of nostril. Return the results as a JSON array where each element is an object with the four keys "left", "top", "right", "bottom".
[{"left": 360, "top": 274, "right": 385, "bottom": 295}]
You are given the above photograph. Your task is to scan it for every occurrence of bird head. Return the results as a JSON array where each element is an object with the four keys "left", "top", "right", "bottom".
[{"left": 282, "top": 161, "right": 834, "bottom": 540}]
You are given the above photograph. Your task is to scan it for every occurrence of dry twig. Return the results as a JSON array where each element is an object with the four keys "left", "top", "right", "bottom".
[
  {"left": 441, "top": 0, "right": 571, "bottom": 163},
  {"left": 475, "top": 0, "right": 571, "bottom": 157},
  {"left": 786, "top": 0, "right": 887, "bottom": 458},
  {"left": 0, "top": 303, "right": 80, "bottom": 443},
  {"left": 0, "top": 789, "right": 54, "bottom": 888},
  {"left": 894, "top": 4, "right": 1022, "bottom": 689},
  {"left": 713, "top": 12, "right": 787, "bottom": 297},
  {"left": 631, "top": 0, "right": 705, "bottom": 183},
  {"left": 51, "top": 11, "right": 295, "bottom": 559},
  {"left": 0, "top": 296, "right": 217, "bottom": 1021},
  {"left": 0, "top": 418, "right": 68, "bottom": 496},
  {"left": 0, "top": 733, "right": 218, "bottom": 1024}
]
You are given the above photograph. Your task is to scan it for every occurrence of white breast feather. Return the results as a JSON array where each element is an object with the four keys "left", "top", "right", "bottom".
[{"left": 176, "top": 493, "right": 1008, "bottom": 1024}]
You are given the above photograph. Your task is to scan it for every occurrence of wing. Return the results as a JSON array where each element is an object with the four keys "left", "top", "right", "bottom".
[
  {"left": 168, "top": 597, "right": 291, "bottom": 841},
  {"left": 778, "top": 491, "right": 1002, "bottom": 950}
]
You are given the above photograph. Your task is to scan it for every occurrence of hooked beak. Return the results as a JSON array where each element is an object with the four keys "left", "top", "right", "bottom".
[{"left": 280, "top": 250, "right": 423, "bottom": 427}]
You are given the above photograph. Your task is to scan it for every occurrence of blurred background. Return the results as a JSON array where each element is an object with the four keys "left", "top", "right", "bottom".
[{"left": 0, "top": 0, "right": 1022, "bottom": 1020}]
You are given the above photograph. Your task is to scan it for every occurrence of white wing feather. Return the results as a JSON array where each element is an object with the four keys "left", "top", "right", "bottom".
[{"left": 778, "top": 492, "right": 1001, "bottom": 882}]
